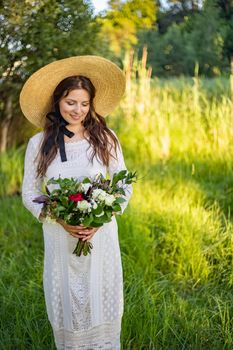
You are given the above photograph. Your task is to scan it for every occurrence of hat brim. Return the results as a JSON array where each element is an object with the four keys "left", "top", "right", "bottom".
[{"left": 19, "top": 55, "right": 126, "bottom": 128}]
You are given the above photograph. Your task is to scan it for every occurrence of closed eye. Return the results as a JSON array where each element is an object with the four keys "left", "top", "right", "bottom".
[{"left": 66, "top": 102, "right": 89, "bottom": 106}]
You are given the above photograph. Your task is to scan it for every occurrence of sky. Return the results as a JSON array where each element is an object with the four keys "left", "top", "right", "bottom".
[
  {"left": 90, "top": 0, "right": 173, "bottom": 15},
  {"left": 91, "top": 0, "right": 109, "bottom": 14}
]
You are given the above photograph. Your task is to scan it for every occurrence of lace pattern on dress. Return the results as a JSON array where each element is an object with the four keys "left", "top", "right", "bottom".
[
  {"left": 53, "top": 322, "right": 121, "bottom": 350},
  {"left": 22, "top": 130, "right": 132, "bottom": 350},
  {"left": 69, "top": 255, "right": 92, "bottom": 331},
  {"left": 22, "top": 138, "right": 44, "bottom": 221}
]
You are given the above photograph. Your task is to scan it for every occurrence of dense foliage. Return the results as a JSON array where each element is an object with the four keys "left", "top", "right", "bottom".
[
  {"left": 0, "top": 0, "right": 102, "bottom": 151},
  {"left": 135, "top": 0, "right": 233, "bottom": 77}
]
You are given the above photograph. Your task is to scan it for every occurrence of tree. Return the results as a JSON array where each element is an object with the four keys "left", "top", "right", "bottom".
[
  {"left": 98, "top": 0, "right": 157, "bottom": 56},
  {"left": 136, "top": 23, "right": 188, "bottom": 76},
  {"left": 166, "top": 0, "right": 202, "bottom": 11},
  {"left": 136, "top": 0, "right": 227, "bottom": 76},
  {"left": 0, "top": 0, "right": 101, "bottom": 152},
  {"left": 216, "top": 0, "right": 233, "bottom": 68},
  {"left": 157, "top": 0, "right": 202, "bottom": 34}
]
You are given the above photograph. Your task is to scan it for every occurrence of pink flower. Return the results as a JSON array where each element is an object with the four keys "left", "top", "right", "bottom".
[{"left": 69, "top": 193, "right": 84, "bottom": 202}]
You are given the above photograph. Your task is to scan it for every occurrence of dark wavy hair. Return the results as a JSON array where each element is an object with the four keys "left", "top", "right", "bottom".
[{"left": 36, "top": 75, "right": 119, "bottom": 178}]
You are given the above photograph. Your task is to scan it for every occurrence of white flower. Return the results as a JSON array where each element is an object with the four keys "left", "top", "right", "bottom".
[
  {"left": 92, "top": 189, "right": 115, "bottom": 206},
  {"left": 104, "top": 194, "right": 115, "bottom": 206},
  {"left": 92, "top": 189, "right": 102, "bottom": 198},
  {"left": 92, "top": 189, "right": 107, "bottom": 202},
  {"left": 77, "top": 200, "right": 91, "bottom": 211},
  {"left": 92, "top": 201, "right": 98, "bottom": 209}
]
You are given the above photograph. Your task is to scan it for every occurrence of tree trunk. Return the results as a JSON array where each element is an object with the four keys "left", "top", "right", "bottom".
[{"left": 0, "top": 95, "right": 13, "bottom": 153}]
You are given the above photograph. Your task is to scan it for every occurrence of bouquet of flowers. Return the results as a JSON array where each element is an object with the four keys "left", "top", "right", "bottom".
[{"left": 33, "top": 170, "right": 137, "bottom": 256}]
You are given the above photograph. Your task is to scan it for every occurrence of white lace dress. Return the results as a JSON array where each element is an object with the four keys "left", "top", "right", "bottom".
[{"left": 21, "top": 131, "right": 132, "bottom": 350}]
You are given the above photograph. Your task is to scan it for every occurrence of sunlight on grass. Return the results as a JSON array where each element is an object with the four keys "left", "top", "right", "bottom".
[{"left": 0, "top": 50, "right": 233, "bottom": 349}]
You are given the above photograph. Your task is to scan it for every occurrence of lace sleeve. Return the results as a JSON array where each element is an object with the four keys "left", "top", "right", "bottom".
[
  {"left": 21, "top": 138, "right": 44, "bottom": 223},
  {"left": 107, "top": 131, "right": 133, "bottom": 215}
]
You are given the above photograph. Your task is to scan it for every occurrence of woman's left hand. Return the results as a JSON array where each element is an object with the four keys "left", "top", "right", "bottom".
[{"left": 70, "top": 226, "right": 99, "bottom": 241}]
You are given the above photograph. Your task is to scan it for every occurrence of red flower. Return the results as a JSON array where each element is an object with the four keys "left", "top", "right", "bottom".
[{"left": 69, "top": 193, "right": 84, "bottom": 202}]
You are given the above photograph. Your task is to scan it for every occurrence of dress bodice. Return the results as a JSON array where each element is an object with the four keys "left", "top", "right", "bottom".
[{"left": 22, "top": 130, "right": 132, "bottom": 222}]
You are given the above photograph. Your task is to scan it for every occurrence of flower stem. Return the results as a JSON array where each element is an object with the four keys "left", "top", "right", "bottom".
[
  {"left": 73, "top": 239, "right": 85, "bottom": 256},
  {"left": 73, "top": 239, "right": 93, "bottom": 257}
]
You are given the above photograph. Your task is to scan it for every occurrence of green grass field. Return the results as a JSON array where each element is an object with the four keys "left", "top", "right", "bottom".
[{"left": 0, "top": 75, "right": 233, "bottom": 349}]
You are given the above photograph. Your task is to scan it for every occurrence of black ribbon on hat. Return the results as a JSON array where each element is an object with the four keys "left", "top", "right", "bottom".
[{"left": 43, "top": 107, "right": 74, "bottom": 162}]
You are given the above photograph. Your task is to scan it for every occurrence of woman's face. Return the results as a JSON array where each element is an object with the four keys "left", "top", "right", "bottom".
[{"left": 59, "top": 88, "right": 90, "bottom": 127}]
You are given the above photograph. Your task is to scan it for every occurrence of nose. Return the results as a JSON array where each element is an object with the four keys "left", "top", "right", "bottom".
[{"left": 73, "top": 104, "right": 82, "bottom": 114}]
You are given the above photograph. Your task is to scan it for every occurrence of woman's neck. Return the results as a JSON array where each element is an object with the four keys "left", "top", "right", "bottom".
[
  {"left": 66, "top": 124, "right": 85, "bottom": 135},
  {"left": 64, "top": 124, "right": 88, "bottom": 142}
]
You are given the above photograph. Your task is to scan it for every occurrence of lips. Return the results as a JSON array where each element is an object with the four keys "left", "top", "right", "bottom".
[{"left": 70, "top": 114, "right": 82, "bottom": 119}]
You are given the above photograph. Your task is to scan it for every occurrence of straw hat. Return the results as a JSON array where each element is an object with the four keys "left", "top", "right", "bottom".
[{"left": 19, "top": 55, "right": 126, "bottom": 128}]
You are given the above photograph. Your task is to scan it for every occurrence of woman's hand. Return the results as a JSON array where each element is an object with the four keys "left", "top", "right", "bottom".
[{"left": 56, "top": 218, "right": 99, "bottom": 241}]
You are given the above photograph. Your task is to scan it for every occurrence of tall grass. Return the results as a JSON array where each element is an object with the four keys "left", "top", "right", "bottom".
[
  {"left": 116, "top": 48, "right": 233, "bottom": 168},
  {"left": 0, "top": 49, "right": 233, "bottom": 349},
  {"left": 0, "top": 145, "right": 24, "bottom": 196}
]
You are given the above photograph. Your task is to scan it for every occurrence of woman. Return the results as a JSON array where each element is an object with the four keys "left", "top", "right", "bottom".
[{"left": 20, "top": 56, "right": 133, "bottom": 350}]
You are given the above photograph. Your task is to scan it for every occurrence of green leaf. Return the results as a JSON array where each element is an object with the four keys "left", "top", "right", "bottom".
[
  {"left": 92, "top": 205, "right": 104, "bottom": 215},
  {"left": 93, "top": 214, "right": 108, "bottom": 224},
  {"left": 90, "top": 222, "right": 103, "bottom": 228},
  {"left": 114, "top": 197, "right": 126, "bottom": 204},
  {"left": 82, "top": 214, "right": 93, "bottom": 226},
  {"left": 47, "top": 177, "right": 56, "bottom": 185},
  {"left": 61, "top": 197, "right": 69, "bottom": 207},
  {"left": 112, "top": 203, "right": 121, "bottom": 212},
  {"left": 57, "top": 205, "right": 65, "bottom": 212},
  {"left": 106, "top": 211, "right": 112, "bottom": 218},
  {"left": 111, "top": 170, "right": 127, "bottom": 186},
  {"left": 82, "top": 177, "right": 91, "bottom": 183}
]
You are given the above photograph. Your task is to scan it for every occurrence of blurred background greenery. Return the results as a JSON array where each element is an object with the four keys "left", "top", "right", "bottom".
[
  {"left": 1, "top": 0, "right": 233, "bottom": 151},
  {"left": 0, "top": 1, "right": 233, "bottom": 349}
]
